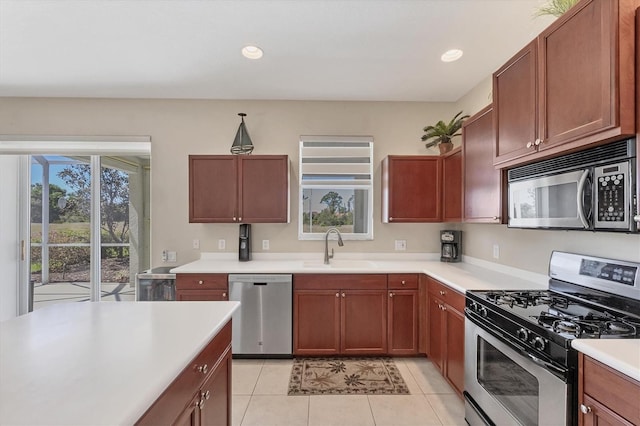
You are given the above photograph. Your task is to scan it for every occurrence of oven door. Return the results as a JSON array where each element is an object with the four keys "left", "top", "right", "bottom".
[
  {"left": 508, "top": 169, "right": 591, "bottom": 229},
  {"left": 464, "top": 318, "right": 568, "bottom": 426}
]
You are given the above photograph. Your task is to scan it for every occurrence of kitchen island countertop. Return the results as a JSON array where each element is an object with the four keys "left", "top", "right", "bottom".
[
  {"left": 571, "top": 339, "right": 640, "bottom": 381},
  {"left": 0, "top": 301, "right": 239, "bottom": 425}
]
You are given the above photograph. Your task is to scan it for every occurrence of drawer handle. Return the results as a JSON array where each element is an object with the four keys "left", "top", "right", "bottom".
[
  {"left": 580, "top": 404, "right": 592, "bottom": 414},
  {"left": 198, "top": 280, "right": 204, "bottom": 285},
  {"left": 198, "top": 364, "right": 208, "bottom": 375},
  {"left": 439, "top": 290, "right": 446, "bottom": 296}
]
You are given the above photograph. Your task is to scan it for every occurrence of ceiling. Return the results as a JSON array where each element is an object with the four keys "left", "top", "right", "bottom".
[{"left": 0, "top": 0, "right": 555, "bottom": 102}]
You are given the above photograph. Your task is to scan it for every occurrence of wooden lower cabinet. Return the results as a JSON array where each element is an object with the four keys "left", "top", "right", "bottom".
[
  {"left": 137, "top": 322, "right": 232, "bottom": 426},
  {"left": 578, "top": 353, "right": 640, "bottom": 426},
  {"left": 293, "top": 274, "right": 388, "bottom": 355},
  {"left": 426, "top": 277, "right": 465, "bottom": 396},
  {"left": 176, "top": 274, "right": 229, "bottom": 301},
  {"left": 387, "top": 289, "right": 418, "bottom": 355}
]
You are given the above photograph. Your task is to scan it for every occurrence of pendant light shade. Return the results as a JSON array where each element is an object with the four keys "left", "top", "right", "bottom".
[{"left": 230, "top": 113, "right": 254, "bottom": 155}]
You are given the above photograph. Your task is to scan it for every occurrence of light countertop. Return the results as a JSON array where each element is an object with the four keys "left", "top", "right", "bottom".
[
  {"left": 170, "top": 253, "right": 549, "bottom": 293},
  {"left": 0, "top": 301, "right": 239, "bottom": 425},
  {"left": 571, "top": 339, "right": 640, "bottom": 382}
]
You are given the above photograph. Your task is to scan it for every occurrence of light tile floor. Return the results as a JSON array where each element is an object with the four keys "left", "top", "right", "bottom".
[{"left": 232, "top": 357, "right": 465, "bottom": 426}]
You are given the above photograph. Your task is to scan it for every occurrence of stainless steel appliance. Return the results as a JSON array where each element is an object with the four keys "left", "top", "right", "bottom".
[
  {"left": 440, "top": 230, "right": 461, "bottom": 262},
  {"left": 228, "top": 274, "right": 292, "bottom": 357},
  {"left": 464, "top": 251, "right": 640, "bottom": 426},
  {"left": 135, "top": 267, "right": 176, "bottom": 301},
  {"left": 508, "top": 138, "right": 637, "bottom": 232},
  {"left": 239, "top": 224, "right": 251, "bottom": 261}
]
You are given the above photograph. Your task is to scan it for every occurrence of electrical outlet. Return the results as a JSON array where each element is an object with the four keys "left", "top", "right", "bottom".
[
  {"left": 162, "top": 250, "right": 168, "bottom": 262},
  {"left": 193, "top": 239, "right": 200, "bottom": 249},
  {"left": 167, "top": 251, "right": 177, "bottom": 262},
  {"left": 262, "top": 240, "right": 270, "bottom": 250},
  {"left": 395, "top": 240, "right": 407, "bottom": 251},
  {"left": 218, "top": 239, "right": 226, "bottom": 250},
  {"left": 493, "top": 244, "right": 500, "bottom": 259}
]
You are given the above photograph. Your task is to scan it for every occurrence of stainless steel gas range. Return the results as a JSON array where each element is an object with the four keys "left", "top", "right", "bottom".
[{"left": 464, "top": 251, "right": 640, "bottom": 426}]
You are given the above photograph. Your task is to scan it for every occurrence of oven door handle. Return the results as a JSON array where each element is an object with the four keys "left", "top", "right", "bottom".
[{"left": 526, "top": 353, "right": 566, "bottom": 376}]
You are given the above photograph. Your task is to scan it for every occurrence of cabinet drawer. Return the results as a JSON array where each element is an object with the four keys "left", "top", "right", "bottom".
[
  {"left": 388, "top": 274, "right": 418, "bottom": 289},
  {"left": 137, "top": 322, "right": 232, "bottom": 425},
  {"left": 582, "top": 354, "right": 640, "bottom": 424},
  {"left": 294, "top": 274, "right": 387, "bottom": 290},
  {"left": 176, "top": 274, "right": 228, "bottom": 290},
  {"left": 428, "top": 277, "right": 464, "bottom": 312}
]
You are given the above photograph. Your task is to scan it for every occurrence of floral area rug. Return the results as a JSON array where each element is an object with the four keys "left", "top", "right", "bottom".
[{"left": 288, "top": 357, "right": 410, "bottom": 395}]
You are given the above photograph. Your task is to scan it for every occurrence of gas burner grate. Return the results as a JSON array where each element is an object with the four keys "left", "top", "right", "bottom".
[
  {"left": 484, "top": 290, "right": 570, "bottom": 309},
  {"left": 536, "top": 311, "right": 639, "bottom": 338}
]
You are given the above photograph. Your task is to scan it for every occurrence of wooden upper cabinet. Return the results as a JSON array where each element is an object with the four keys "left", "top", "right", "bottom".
[
  {"left": 382, "top": 156, "right": 442, "bottom": 223},
  {"left": 441, "top": 148, "right": 462, "bottom": 223},
  {"left": 493, "top": 40, "right": 539, "bottom": 166},
  {"left": 189, "top": 155, "right": 289, "bottom": 223},
  {"left": 463, "top": 106, "right": 504, "bottom": 223},
  {"left": 539, "top": 0, "right": 636, "bottom": 151},
  {"left": 494, "top": 0, "right": 638, "bottom": 169}
]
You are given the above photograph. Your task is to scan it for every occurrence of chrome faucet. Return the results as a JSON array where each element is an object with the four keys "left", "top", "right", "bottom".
[{"left": 324, "top": 228, "right": 344, "bottom": 264}]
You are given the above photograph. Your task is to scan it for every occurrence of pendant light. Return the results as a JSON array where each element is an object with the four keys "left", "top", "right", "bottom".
[{"left": 230, "top": 113, "right": 254, "bottom": 155}]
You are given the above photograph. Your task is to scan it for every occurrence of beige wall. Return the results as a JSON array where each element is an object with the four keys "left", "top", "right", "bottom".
[
  {"left": 2, "top": 95, "right": 638, "bottom": 276},
  {"left": 0, "top": 97, "right": 459, "bottom": 267}
]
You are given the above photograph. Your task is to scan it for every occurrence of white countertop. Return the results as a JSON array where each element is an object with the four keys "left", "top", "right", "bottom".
[
  {"left": 0, "top": 301, "right": 239, "bottom": 425},
  {"left": 171, "top": 253, "right": 549, "bottom": 293},
  {"left": 571, "top": 339, "right": 640, "bottom": 381}
]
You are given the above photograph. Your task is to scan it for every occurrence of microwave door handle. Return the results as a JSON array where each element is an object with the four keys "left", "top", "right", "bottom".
[{"left": 576, "top": 170, "right": 590, "bottom": 229}]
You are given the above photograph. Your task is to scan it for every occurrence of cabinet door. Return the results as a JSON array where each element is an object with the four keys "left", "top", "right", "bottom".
[
  {"left": 463, "top": 106, "right": 504, "bottom": 223},
  {"left": 238, "top": 156, "right": 289, "bottom": 223},
  {"left": 189, "top": 156, "right": 238, "bottom": 223},
  {"left": 581, "top": 394, "right": 635, "bottom": 426},
  {"left": 493, "top": 40, "right": 538, "bottom": 166},
  {"left": 538, "top": 0, "right": 635, "bottom": 150},
  {"left": 177, "top": 290, "right": 228, "bottom": 301},
  {"left": 387, "top": 289, "right": 418, "bottom": 355},
  {"left": 199, "top": 350, "right": 231, "bottom": 426},
  {"left": 293, "top": 290, "right": 340, "bottom": 355},
  {"left": 427, "top": 295, "right": 444, "bottom": 370},
  {"left": 341, "top": 290, "right": 387, "bottom": 355},
  {"left": 444, "top": 305, "right": 464, "bottom": 396},
  {"left": 174, "top": 392, "right": 201, "bottom": 426},
  {"left": 382, "top": 156, "right": 441, "bottom": 223},
  {"left": 442, "top": 148, "right": 462, "bottom": 223}
]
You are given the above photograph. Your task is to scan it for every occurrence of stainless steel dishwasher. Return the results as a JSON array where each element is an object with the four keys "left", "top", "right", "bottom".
[{"left": 228, "top": 274, "right": 292, "bottom": 357}]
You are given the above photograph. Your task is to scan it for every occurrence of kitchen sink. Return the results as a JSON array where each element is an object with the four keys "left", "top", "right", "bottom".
[{"left": 301, "top": 260, "right": 377, "bottom": 269}]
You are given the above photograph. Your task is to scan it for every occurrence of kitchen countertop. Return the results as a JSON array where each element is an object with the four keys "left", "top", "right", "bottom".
[
  {"left": 171, "top": 252, "right": 549, "bottom": 293},
  {"left": 571, "top": 339, "right": 640, "bottom": 382},
  {"left": 0, "top": 301, "right": 239, "bottom": 425}
]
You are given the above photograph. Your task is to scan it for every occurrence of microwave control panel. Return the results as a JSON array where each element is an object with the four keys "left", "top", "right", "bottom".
[{"left": 594, "top": 161, "right": 629, "bottom": 228}]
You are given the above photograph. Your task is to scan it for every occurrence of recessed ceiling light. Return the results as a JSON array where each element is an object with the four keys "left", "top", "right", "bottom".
[
  {"left": 242, "top": 45, "right": 263, "bottom": 60},
  {"left": 441, "top": 49, "right": 463, "bottom": 63}
]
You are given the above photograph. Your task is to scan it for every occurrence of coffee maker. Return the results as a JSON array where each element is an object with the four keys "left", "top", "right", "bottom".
[
  {"left": 239, "top": 224, "right": 251, "bottom": 261},
  {"left": 440, "top": 230, "right": 461, "bottom": 262}
]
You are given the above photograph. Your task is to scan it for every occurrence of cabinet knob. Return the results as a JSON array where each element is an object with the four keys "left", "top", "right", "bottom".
[
  {"left": 439, "top": 290, "right": 446, "bottom": 296},
  {"left": 198, "top": 364, "right": 208, "bottom": 374},
  {"left": 633, "top": 215, "right": 640, "bottom": 223},
  {"left": 389, "top": 292, "right": 394, "bottom": 298},
  {"left": 526, "top": 141, "right": 533, "bottom": 149},
  {"left": 442, "top": 306, "right": 447, "bottom": 311},
  {"left": 202, "top": 390, "right": 211, "bottom": 400},
  {"left": 580, "top": 404, "right": 592, "bottom": 414},
  {"left": 222, "top": 292, "right": 227, "bottom": 298},
  {"left": 198, "top": 280, "right": 204, "bottom": 285},
  {"left": 534, "top": 138, "right": 542, "bottom": 146},
  {"left": 233, "top": 216, "right": 237, "bottom": 221},
  {"left": 389, "top": 217, "right": 393, "bottom": 222},
  {"left": 492, "top": 216, "right": 498, "bottom": 220},
  {"left": 342, "top": 293, "right": 346, "bottom": 298},
  {"left": 401, "top": 280, "right": 406, "bottom": 285},
  {"left": 336, "top": 292, "right": 340, "bottom": 298},
  {"left": 239, "top": 217, "right": 242, "bottom": 222}
]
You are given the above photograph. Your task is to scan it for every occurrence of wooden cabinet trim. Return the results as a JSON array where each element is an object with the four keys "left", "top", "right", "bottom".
[
  {"left": 442, "top": 148, "right": 463, "bottom": 222},
  {"left": 294, "top": 274, "right": 388, "bottom": 290}
]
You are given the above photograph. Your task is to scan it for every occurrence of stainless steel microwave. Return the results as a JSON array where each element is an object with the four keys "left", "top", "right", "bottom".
[{"left": 508, "top": 139, "right": 638, "bottom": 232}]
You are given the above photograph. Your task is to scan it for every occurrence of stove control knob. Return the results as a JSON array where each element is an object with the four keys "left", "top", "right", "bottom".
[
  {"left": 479, "top": 307, "right": 488, "bottom": 318},
  {"left": 516, "top": 328, "right": 529, "bottom": 341},
  {"left": 469, "top": 302, "right": 478, "bottom": 312},
  {"left": 533, "top": 337, "right": 546, "bottom": 351}
]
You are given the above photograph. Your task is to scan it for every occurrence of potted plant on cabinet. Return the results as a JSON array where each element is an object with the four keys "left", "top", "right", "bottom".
[
  {"left": 535, "top": 0, "right": 579, "bottom": 18},
  {"left": 421, "top": 111, "right": 469, "bottom": 154}
]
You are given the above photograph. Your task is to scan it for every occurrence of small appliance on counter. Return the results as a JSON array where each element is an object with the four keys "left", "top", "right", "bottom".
[
  {"left": 440, "top": 230, "right": 461, "bottom": 262},
  {"left": 135, "top": 267, "right": 176, "bottom": 301},
  {"left": 239, "top": 223, "right": 251, "bottom": 261}
]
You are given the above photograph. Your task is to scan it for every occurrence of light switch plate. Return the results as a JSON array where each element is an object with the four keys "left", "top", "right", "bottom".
[
  {"left": 493, "top": 244, "right": 500, "bottom": 259},
  {"left": 262, "top": 240, "right": 270, "bottom": 250},
  {"left": 193, "top": 239, "right": 200, "bottom": 249},
  {"left": 218, "top": 239, "right": 226, "bottom": 250},
  {"left": 167, "top": 251, "right": 177, "bottom": 262}
]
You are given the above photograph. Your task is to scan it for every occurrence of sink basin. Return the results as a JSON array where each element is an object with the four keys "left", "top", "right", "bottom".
[{"left": 302, "top": 260, "right": 376, "bottom": 269}]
